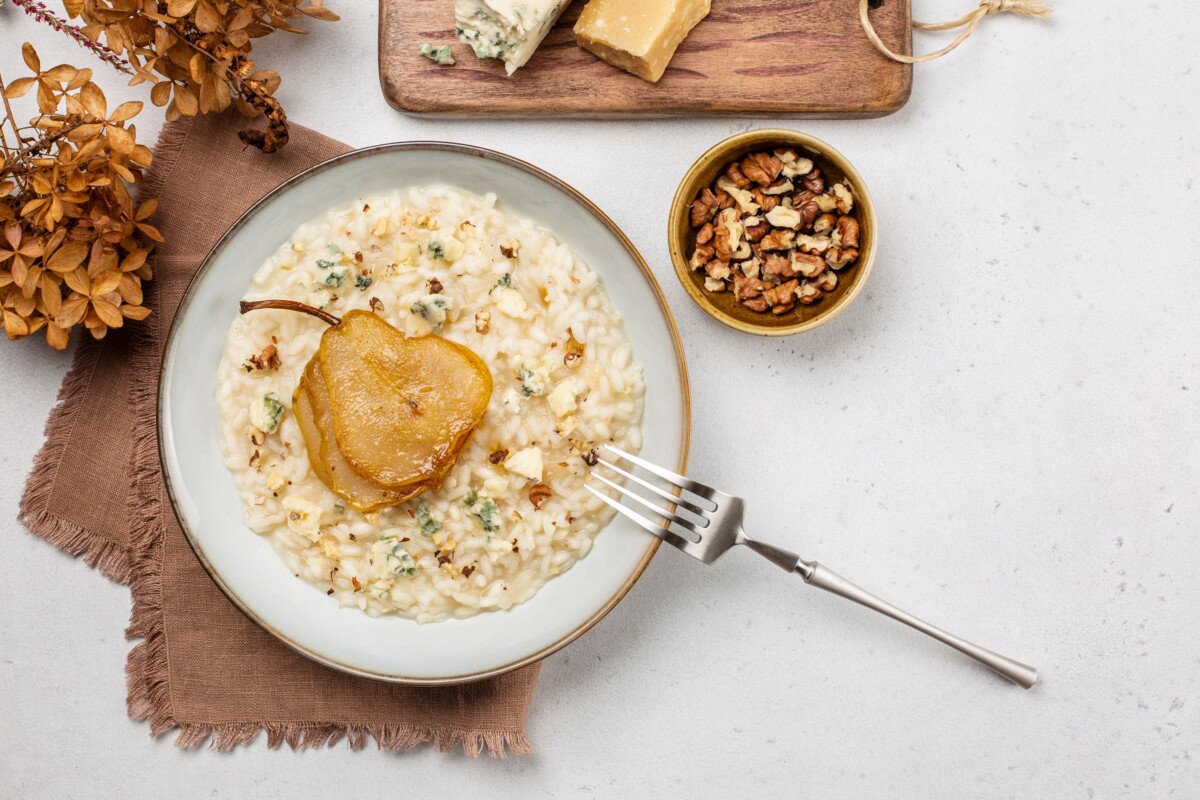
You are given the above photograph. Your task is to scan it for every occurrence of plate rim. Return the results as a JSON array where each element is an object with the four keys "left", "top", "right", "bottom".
[{"left": 157, "top": 141, "right": 692, "bottom": 685}]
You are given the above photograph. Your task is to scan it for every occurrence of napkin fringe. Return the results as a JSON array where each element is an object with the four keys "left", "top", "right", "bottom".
[
  {"left": 124, "top": 274, "right": 175, "bottom": 731},
  {"left": 18, "top": 341, "right": 132, "bottom": 584},
  {"left": 138, "top": 117, "right": 192, "bottom": 207},
  {"left": 142, "top": 721, "right": 531, "bottom": 756},
  {"left": 125, "top": 114, "right": 196, "bottom": 743}
]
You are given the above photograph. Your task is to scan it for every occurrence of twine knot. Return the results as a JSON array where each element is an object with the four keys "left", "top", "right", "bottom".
[
  {"left": 982, "top": 0, "right": 1052, "bottom": 18},
  {"left": 860, "top": 0, "right": 1052, "bottom": 64}
]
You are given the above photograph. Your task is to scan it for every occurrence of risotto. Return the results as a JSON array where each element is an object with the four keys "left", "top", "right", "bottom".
[{"left": 217, "top": 186, "right": 644, "bottom": 623}]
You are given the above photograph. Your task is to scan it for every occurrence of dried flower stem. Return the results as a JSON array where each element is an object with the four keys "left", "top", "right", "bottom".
[
  {"left": 10, "top": 0, "right": 135, "bottom": 76},
  {"left": 0, "top": 70, "right": 27, "bottom": 186},
  {"left": 5, "top": 119, "right": 87, "bottom": 166},
  {"left": 163, "top": 26, "right": 291, "bottom": 152}
]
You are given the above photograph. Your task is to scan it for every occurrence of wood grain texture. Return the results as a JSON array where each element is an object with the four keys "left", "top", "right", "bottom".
[{"left": 379, "top": 0, "right": 913, "bottom": 118}]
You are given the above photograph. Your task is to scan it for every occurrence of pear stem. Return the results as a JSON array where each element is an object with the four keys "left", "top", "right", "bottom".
[{"left": 239, "top": 299, "right": 341, "bottom": 327}]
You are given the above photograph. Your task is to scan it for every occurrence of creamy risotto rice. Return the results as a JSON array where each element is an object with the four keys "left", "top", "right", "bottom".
[{"left": 217, "top": 186, "right": 644, "bottom": 622}]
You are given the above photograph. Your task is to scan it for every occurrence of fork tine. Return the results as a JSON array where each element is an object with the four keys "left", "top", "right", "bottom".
[
  {"left": 596, "top": 456, "right": 708, "bottom": 515},
  {"left": 585, "top": 485, "right": 699, "bottom": 554},
  {"left": 601, "top": 444, "right": 720, "bottom": 501},
  {"left": 588, "top": 473, "right": 706, "bottom": 533}
]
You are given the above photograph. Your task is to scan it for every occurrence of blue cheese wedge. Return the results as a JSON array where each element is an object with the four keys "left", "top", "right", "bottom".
[{"left": 455, "top": 0, "right": 574, "bottom": 75}]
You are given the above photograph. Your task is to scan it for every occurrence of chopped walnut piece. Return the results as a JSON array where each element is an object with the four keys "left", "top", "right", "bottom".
[
  {"left": 813, "top": 213, "right": 837, "bottom": 235},
  {"left": 764, "top": 279, "right": 798, "bottom": 306},
  {"left": 489, "top": 449, "right": 509, "bottom": 464},
  {"left": 831, "top": 183, "right": 854, "bottom": 214},
  {"left": 500, "top": 239, "right": 521, "bottom": 258},
  {"left": 474, "top": 310, "right": 491, "bottom": 334},
  {"left": 814, "top": 193, "right": 838, "bottom": 213},
  {"left": 766, "top": 205, "right": 803, "bottom": 230},
  {"left": 815, "top": 271, "right": 838, "bottom": 292},
  {"left": 582, "top": 449, "right": 599, "bottom": 466},
  {"left": 761, "top": 253, "right": 795, "bottom": 281},
  {"left": 744, "top": 217, "right": 771, "bottom": 242},
  {"left": 791, "top": 252, "right": 827, "bottom": 278},
  {"left": 695, "top": 222, "right": 715, "bottom": 245},
  {"left": 734, "top": 275, "right": 769, "bottom": 300},
  {"left": 563, "top": 328, "right": 586, "bottom": 367},
  {"left": 826, "top": 247, "right": 859, "bottom": 270},
  {"left": 690, "top": 188, "right": 720, "bottom": 227},
  {"left": 243, "top": 343, "right": 281, "bottom": 372},
  {"left": 529, "top": 483, "right": 552, "bottom": 509},
  {"left": 703, "top": 277, "right": 727, "bottom": 292},
  {"left": 714, "top": 206, "right": 742, "bottom": 252},
  {"left": 835, "top": 215, "right": 860, "bottom": 249},
  {"left": 797, "top": 282, "right": 823, "bottom": 304},
  {"left": 797, "top": 201, "right": 821, "bottom": 230},
  {"left": 741, "top": 152, "right": 783, "bottom": 186},
  {"left": 751, "top": 188, "right": 779, "bottom": 213},
  {"left": 725, "top": 160, "right": 752, "bottom": 189},
  {"left": 759, "top": 229, "right": 796, "bottom": 251},
  {"left": 369, "top": 296, "right": 385, "bottom": 314},
  {"left": 776, "top": 149, "right": 815, "bottom": 179},
  {"left": 715, "top": 179, "right": 759, "bottom": 215},
  {"left": 742, "top": 296, "right": 770, "bottom": 312},
  {"left": 690, "top": 242, "right": 716, "bottom": 270},
  {"left": 705, "top": 260, "right": 732, "bottom": 281},
  {"left": 427, "top": 277, "right": 444, "bottom": 294},
  {"left": 796, "top": 234, "right": 832, "bottom": 255},
  {"left": 762, "top": 178, "right": 794, "bottom": 196},
  {"left": 802, "top": 168, "right": 826, "bottom": 194}
]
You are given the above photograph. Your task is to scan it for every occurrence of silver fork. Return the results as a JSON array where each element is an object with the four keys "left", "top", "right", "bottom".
[{"left": 586, "top": 445, "right": 1039, "bottom": 689}]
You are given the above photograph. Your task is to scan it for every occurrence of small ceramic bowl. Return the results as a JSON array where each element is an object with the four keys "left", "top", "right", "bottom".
[{"left": 668, "top": 129, "right": 876, "bottom": 336}]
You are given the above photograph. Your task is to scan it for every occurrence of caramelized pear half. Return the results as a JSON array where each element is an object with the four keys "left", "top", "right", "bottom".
[
  {"left": 319, "top": 310, "right": 493, "bottom": 489},
  {"left": 294, "top": 357, "right": 418, "bottom": 512}
]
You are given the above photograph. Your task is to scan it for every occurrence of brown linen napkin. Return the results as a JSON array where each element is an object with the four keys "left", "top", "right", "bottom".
[{"left": 19, "top": 112, "right": 539, "bottom": 756}]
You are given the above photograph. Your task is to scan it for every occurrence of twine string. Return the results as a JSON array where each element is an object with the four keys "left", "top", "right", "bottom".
[{"left": 860, "top": 0, "right": 1052, "bottom": 64}]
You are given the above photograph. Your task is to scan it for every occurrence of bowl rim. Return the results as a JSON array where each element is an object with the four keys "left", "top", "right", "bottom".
[
  {"left": 157, "top": 141, "right": 692, "bottom": 685},
  {"left": 667, "top": 128, "right": 876, "bottom": 337}
]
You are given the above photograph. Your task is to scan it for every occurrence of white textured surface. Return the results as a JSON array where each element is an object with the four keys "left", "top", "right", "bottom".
[{"left": 2, "top": 2, "right": 1198, "bottom": 796}]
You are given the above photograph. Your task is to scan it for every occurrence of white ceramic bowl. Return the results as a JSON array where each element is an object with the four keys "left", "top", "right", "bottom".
[{"left": 159, "top": 143, "right": 690, "bottom": 685}]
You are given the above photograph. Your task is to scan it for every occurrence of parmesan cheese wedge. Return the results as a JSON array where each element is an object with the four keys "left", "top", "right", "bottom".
[{"left": 573, "top": 0, "right": 711, "bottom": 83}]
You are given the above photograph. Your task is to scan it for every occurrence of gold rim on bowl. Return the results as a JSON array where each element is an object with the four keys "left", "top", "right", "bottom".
[
  {"left": 667, "top": 129, "right": 877, "bottom": 337},
  {"left": 159, "top": 141, "right": 692, "bottom": 685}
]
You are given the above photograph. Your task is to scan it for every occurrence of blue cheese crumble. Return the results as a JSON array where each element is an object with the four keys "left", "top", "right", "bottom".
[
  {"left": 250, "top": 392, "right": 285, "bottom": 434},
  {"left": 464, "top": 489, "right": 503, "bottom": 533},
  {"left": 419, "top": 43, "right": 456, "bottom": 65}
]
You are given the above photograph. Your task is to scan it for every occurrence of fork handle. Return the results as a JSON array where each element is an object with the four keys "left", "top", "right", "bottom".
[
  {"left": 800, "top": 560, "right": 1039, "bottom": 688},
  {"left": 742, "top": 538, "right": 1038, "bottom": 687}
]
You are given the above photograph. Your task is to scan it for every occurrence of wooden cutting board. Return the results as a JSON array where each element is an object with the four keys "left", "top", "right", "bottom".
[{"left": 379, "top": 0, "right": 913, "bottom": 117}]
